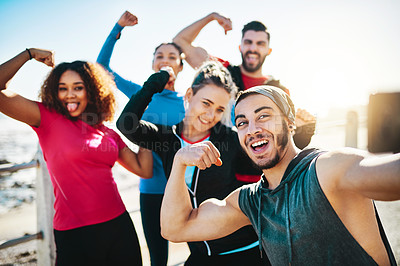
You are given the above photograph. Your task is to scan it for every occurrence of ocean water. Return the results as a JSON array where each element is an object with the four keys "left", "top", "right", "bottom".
[{"left": 0, "top": 117, "right": 38, "bottom": 214}]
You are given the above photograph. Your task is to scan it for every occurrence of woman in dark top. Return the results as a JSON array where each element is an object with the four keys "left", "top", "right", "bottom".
[{"left": 117, "top": 61, "right": 270, "bottom": 266}]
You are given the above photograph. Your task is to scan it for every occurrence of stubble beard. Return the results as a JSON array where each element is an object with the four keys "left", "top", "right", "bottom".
[
  {"left": 241, "top": 52, "right": 267, "bottom": 73},
  {"left": 256, "top": 121, "right": 290, "bottom": 170}
]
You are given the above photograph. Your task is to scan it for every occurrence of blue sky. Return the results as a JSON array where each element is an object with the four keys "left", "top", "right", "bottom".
[{"left": 1, "top": 0, "right": 400, "bottom": 117}]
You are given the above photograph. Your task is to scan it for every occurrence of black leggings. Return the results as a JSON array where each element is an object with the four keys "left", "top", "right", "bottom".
[
  {"left": 54, "top": 211, "right": 142, "bottom": 266},
  {"left": 140, "top": 193, "right": 168, "bottom": 266}
]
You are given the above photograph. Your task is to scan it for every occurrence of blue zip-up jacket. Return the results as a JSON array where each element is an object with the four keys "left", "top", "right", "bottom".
[{"left": 97, "top": 23, "right": 185, "bottom": 194}]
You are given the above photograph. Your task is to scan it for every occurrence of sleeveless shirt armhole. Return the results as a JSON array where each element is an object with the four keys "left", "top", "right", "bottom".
[
  {"left": 238, "top": 184, "right": 256, "bottom": 219},
  {"left": 238, "top": 186, "right": 248, "bottom": 217}
]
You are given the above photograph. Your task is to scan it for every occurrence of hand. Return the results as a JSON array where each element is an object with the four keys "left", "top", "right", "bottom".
[
  {"left": 30, "top": 48, "right": 54, "bottom": 67},
  {"left": 160, "top": 66, "right": 176, "bottom": 89},
  {"left": 118, "top": 11, "right": 138, "bottom": 27},
  {"left": 211, "top": 12, "right": 232, "bottom": 35},
  {"left": 295, "top": 108, "right": 316, "bottom": 128},
  {"left": 143, "top": 70, "right": 170, "bottom": 93},
  {"left": 175, "top": 141, "right": 223, "bottom": 170}
]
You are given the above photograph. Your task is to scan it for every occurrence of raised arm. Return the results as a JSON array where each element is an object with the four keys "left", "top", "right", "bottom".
[
  {"left": 317, "top": 148, "right": 400, "bottom": 201},
  {"left": 293, "top": 108, "right": 316, "bottom": 149},
  {"left": 116, "top": 70, "right": 171, "bottom": 147},
  {"left": 173, "top": 12, "right": 232, "bottom": 69},
  {"left": 0, "top": 48, "right": 54, "bottom": 127},
  {"left": 97, "top": 10, "right": 138, "bottom": 69},
  {"left": 161, "top": 141, "right": 250, "bottom": 242},
  {"left": 118, "top": 146, "right": 153, "bottom": 179},
  {"left": 97, "top": 10, "right": 141, "bottom": 98}
]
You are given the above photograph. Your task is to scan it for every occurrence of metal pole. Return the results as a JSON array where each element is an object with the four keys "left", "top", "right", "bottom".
[
  {"left": 35, "top": 147, "right": 56, "bottom": 266},
  {"left": 345, "top": 110, "right": 359, "bottom": 148}
]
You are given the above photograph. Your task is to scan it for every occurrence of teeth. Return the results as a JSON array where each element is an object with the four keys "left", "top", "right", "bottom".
[
  {"left": 251, "top": 140, "right": 268, "bottom": 148},
  {"left": 199, "top": 118, "right": 210, "bottom": 124},
  {"left": 247, "top": 54, "right": 258, "bottom": 60}
]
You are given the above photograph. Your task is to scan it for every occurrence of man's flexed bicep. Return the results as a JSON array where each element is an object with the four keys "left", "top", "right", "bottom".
[
  {"left": 161, "top": 141, "right": 250, "bottom": 242},
  {"left": 162, "top": 185, "right": 250, "bottom": 243}
]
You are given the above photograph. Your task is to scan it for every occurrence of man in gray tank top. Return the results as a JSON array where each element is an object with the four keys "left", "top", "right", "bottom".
[{"left": 161, "top": 85, "right": 398, "bottom": 265}]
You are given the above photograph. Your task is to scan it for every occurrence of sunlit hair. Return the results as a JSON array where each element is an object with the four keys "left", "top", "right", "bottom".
[
  {"left": 39, "top": 61, "right": 116, "bottom": 125},
  {"left": 153, "top": 42, "right": 184, "bottom": 66},
  {"left": 191, "top": 60, "right": 237, "bottom": 97},
  {"left": 190, "top": 61, "right": 238, "bottom": 126},
  {"left": 242, "top": 21, "right": 270, "bottom": 41}
]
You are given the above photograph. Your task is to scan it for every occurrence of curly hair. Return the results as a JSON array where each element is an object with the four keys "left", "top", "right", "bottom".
[{"left": 39, "top": 61, "right": 116, "bottom": 125}]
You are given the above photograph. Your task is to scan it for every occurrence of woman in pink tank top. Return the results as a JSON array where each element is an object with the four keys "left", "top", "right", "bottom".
[{"left": 0, "top": 48, "right": 153, "bottom": 265}]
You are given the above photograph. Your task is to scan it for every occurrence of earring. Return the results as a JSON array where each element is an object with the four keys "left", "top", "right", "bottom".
[{"left": 184, "top": 100, "right": 189, "bottom": 111}]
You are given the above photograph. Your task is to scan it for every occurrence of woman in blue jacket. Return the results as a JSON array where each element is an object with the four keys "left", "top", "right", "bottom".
[{"left": 97, "top": 11, "right": 185, "bottom": 266}]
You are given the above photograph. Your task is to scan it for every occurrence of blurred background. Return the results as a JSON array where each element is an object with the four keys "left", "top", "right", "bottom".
[{"left": 1, "top": 0, "right": 400, "bottom": 117}]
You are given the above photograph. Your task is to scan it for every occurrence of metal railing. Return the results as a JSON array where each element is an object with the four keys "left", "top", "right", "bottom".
[
  {"left": 0, "top": 149, "right": 56, "bottom": 265},
  {"left": 0, "top": 159, "right": 40, "bottom": 250},
  {"left": 0, "top": 159, "right": 38, "bottom": 174},
  {"left": 0, "top": 232, "right": 43, "bottom": 250}
]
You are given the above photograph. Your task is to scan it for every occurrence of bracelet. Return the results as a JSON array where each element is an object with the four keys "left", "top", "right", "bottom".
[{"left": 26, "top": 48, "right": 33, "bottom": 60}]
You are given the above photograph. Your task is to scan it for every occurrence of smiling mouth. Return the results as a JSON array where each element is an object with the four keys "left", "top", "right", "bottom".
[
  {"left": 159, "top": 64, "right": 171, "bottom": 70},
  {"left": 250, "top": 139, "right": 269, "bottom": 151},
  {"left": 199, "top": 117, "right": 211, "bottom": 125}
]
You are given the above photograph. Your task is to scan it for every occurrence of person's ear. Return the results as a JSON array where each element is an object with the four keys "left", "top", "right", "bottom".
[
  {"left": 178, "top": 64, "right": 183, "bottom": 73},
  {"left": 185, "top": 87, "right": 193, "bottom": 102},
  {"left": 288, "top": 123, "right": 296, "bottom": 134},
  {"left": 267, "top": 48, "right": 272, "bottom": 56},
  {"left": 151, "top": 60, "right": 156, "bottom": 72}
]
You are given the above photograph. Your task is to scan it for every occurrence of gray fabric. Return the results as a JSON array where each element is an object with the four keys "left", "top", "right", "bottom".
[
  {"left": 238, "top": 150, "right": 386, "bottom": 265},
  {"left": 235, "top": 85, "right": 296, "bottom": 124}
]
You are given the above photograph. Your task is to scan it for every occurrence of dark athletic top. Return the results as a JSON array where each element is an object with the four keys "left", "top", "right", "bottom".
[
  {"left": 117, "top": 71, "right": 263, "bottom": 256},
  {"left": 239, "top": 149, "right": 396, "bottom": 265}
]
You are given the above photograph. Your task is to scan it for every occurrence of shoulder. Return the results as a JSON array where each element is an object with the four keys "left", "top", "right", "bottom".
[
  {"left": 36, "top": 102, "right": 63, "bottom": 124},
  {"left": 208, "top": 55, "right": 232, "bottom": 68},
  {"left": 239, "top": 182, "right": 259, "bottom": 197},
  {"left": 316, "top": 148, "right": 368, "bottom": 190},
  {"left": 265, "top": 78, "right": 290, "bottom": 95},
  {"left": 37, "top": 102, "right": 52, "bottom": 114},
  {"left": 316, "top": 148, "right": 367, "bottom": 172},
  {"left": 238, "top": 183, "right": 260, "bottom": 213},
  {"left": 100, "top": 124, "right": 118, "bottom": 135}
]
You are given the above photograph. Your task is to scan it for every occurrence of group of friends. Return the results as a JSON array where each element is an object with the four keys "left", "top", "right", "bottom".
[{"left": 0, "top": 10, "right": 398, "bottom": 266}]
